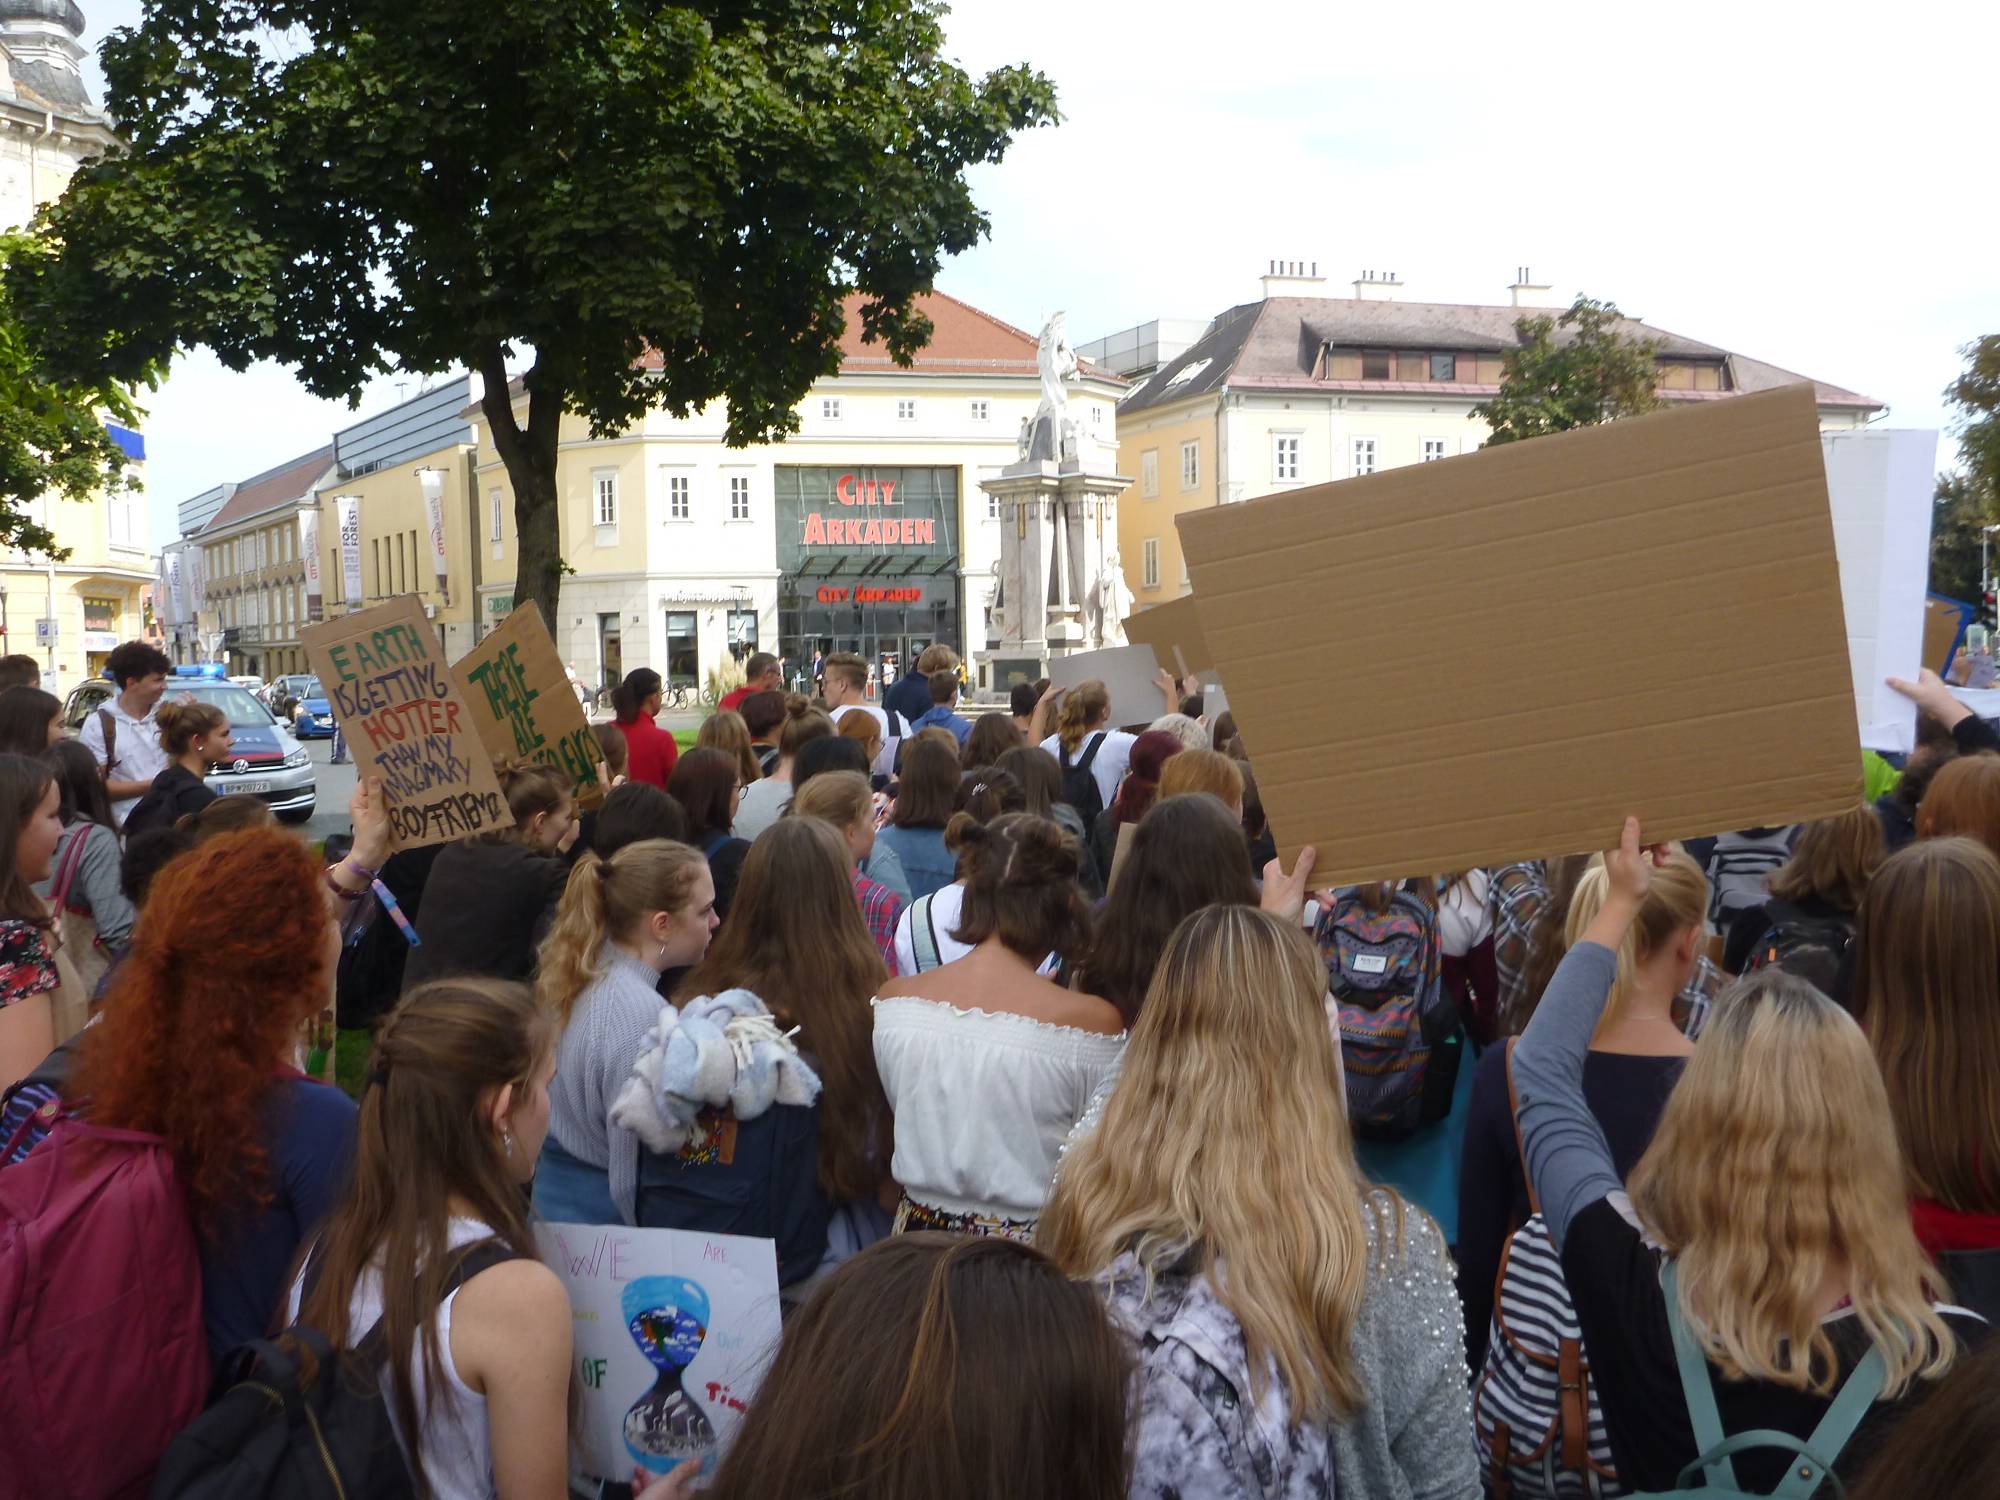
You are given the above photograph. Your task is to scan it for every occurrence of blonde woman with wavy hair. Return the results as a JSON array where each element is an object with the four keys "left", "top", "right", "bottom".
[
  {"left": 1040, "top": 670, "right": 1180, "bottom": 820},
  {"left": 1563, "top": 848, "right": 1708, "bottom": 1040},
  {"left": 1515, "top": 818, "right": 1978, "bottom": 1494},
  {"left": 531, "top": 839, "right": 716, "bottom": 1227},
  {"left": 1039, "top": 905, "right": 1478, "bottom": 1499}
]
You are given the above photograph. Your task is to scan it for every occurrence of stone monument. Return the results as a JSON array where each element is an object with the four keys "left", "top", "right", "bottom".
[{"left": 979, "top": 312, "right": 1131, "bottom": 692}]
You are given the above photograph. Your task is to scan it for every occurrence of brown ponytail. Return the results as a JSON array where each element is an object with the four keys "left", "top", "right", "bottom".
[
  {"left": 155, "top": 701, "right": 228, "bottom": 756},
  {"left": 949, "top": 812, "right": 1092, "bottom": 963}
]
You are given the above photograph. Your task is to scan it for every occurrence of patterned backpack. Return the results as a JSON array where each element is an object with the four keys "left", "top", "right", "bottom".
[
  {"left": 1473, "top": 1041, "right": 1621, "bottom": 1499},
  {"left": 1318, "top": 880, "right": 1455, "bottom": 1140}
]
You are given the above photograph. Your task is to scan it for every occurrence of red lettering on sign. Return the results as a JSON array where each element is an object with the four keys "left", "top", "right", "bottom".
[
  {"left": 836, "top": 474, "right": 857, "bottom": 505},
  {"left": 879, "top": 481, "right": 897, "bottom": 507}
]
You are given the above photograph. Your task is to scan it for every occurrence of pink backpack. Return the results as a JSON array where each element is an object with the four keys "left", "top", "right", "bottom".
[{"left": 0, "top": 1099, "right": 210, "bottom": 1499}]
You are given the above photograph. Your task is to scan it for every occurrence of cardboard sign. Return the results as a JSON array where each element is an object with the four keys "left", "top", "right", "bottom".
[
  {"left": 1178, "top": 385, "right": 1861, "bottom": 882},
  {"left": 1925, "top": 598, "right": 1967, "bottom": 676},
  {"left": 302, "top": 595, "right": 512, "bottom": 850},
  {"left": 1823, "top": 429, "right": 1937, "bottom": 754},
  {"left": 537, "top": 1222, "right": 782, "bottom": 1485},
  {"left": 455, "top": 602, "right": 605, "bottom": 809},
  {"left": 1122, "top": 594, "right": 1213, "bottom": 679},
  {"left": 1047, "top": 643, "right": 1166, "bottom": 730}
]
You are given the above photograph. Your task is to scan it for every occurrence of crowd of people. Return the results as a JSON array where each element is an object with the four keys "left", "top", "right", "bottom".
[{"left": 5, "top": 636, "right": 2000, "bottom": 1499}]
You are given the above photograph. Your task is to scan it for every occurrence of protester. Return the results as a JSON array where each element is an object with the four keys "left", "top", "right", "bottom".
[
  {"left": 791, "top": 770, "right": 905, "bottom": 973},
  {"left": 534, "top": 839, "right": 717, "bottom": 1226},
  {"left": 955, "top": 764, "right": 1025, "bottom": 825},
  {"left": 663, "top": 817, "right": 894, "bottom": 1287},
  {"left": 836, "top": 706, "right": 885, "bottom": 781},
  {"left": 1852, "top": 836, "right": 2000, "bottom": 1317},
  {"left": 1722, "top": 802, "right": 1883, "bottom": 996},
  {"left": 1876, "top": 735, "right": 1954, "bottom": 852},
  {"left": 70, "top": 821, "right": 384, "bottom": 1363},
  {"left": 0, "top": 653, "right": 38, "bottom": 693},
  {"left": 1156, "top": 745, "right": 1244, "bottom": 816},
  {"left": 738, "top": 687, "right": 786, "bottom": 776},
  {"left": 1075, "top": 793, "right": 1260, "bottom": 1027},
  {"left": 696, "top": 708, "right": 763, "bottom": 789},
  {"left": 122, "top": 700, "right": 230, "bottom": 837},
  {"left": 885, "top": 643, "right": 958, "bottom": 729},
  {"left": 820, "top": 650, "right": 892, "bottom": 745},
  {"left": 1096, "top": 727, "right": 1185, "bottom": 875},
  {"left": 1146, "top": 710, "right": 1209, "bottom": 752},
  {"left": 874, "top": 734, "right": 960, "bottom": 900},
  {"left": 872, "top": 813, "right": 1115, "bottom": 1238},
  {"left": 32, "top": 739, "right": 137, "bottom": 983},
  {"left": 960, "top": 709, "right": 1022, "bottom": 770},
  {"left": 892, "top": 772, "right": 1044, "bottom": 976},
  {"left": 592, "top": 721, "right": 629, "bottom": 780},
  {"left": 734, "top": 696, "right": 830, "bottom": 842},
  {"left": 1041, "top": 905, "right": 1478, "bottom": 1498},
  {"left": 0, "top": 684, "right": 61, "bottom": 754},
  {"left": 1914, "top": 750, "right": 2000, "bottom": 861},
  {"left": 589, "top": 781, "right": 689, "bottom": 860},
  {"left": 688, "top": 1234, "right": 1129, "bottom": 1500},
  {"left": 402, "top": 764, "right": 577, "bottom": 990},
  {"left": 79, "top": 639, "right": 172, "bottom": 826},
  {"left": 1514, "top": 818, "right": 1978, "bottom": 1491},
  {"left": 667, "top": 746, "right": 751, "bottom": 919},
  {"left": 1458, "top": 848, "right": 1706, "bottom": 1369},
  {"left": 1850, "top": 1341, "right": 2000, "bottom": 1500},
  {"left": 1489, "top": 855, "right": 1592, "bottom": 1036},
  {"left": 1211, "top": 709, "right": 1241, "bottom": 756},
  {"left": 1238, "top": 757, "right": 1277, "bottom": 871},
  {"left": 0, "top": 753, "right": 65, "bottom": 1088},
  {"left": 719, "top": 650, "right": 782, "bottom": 713},
  {"left": 611, "top": 666, "right": 679, "bottom": 788},
  {"left": 1008, "top": 678, "right": 1047, "bottom": 740},
  {"left": 1042, "top": 680, "right": 1136, "bottom": 823},
  {"left": 286, "top": 979, "right": 575, "bottom": 1498},
  {"left": 911, "top": 669, "right": 971, "bottom": 745}
]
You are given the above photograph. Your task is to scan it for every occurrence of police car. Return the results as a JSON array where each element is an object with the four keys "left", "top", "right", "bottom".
[{"left": 62, "top": 663, "right": 318, "bottom": 823}]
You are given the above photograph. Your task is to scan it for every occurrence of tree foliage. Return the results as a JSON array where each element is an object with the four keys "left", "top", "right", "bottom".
[
  {"left": 1933, "top": 335, "right": 2000, "bottom": 601},
  {"left": 0, "top": 232, "right": 151, "bottom": 560},
  {"left": 1473, "top": 296, "right": 1663, "bottom": 445},
  {"left": 1930, "top": 471, "right": 1989, "bottom": 603},
  {"left": 13, "top": 0, "right": 1056, "bottom": 622}
]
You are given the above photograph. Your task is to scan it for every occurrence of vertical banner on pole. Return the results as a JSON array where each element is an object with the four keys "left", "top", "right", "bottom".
[
  {"left": 335, "top": 494, "right": 364, "bottom": 605},
  {"left": 164, "top": 551, "right": 184, "bottom": 628},
  {"left": 299, "top": 509, "right": 324, "bottom": 623},
  {"left": 419, "top": 469, "right": 451, "bottom": 603}
]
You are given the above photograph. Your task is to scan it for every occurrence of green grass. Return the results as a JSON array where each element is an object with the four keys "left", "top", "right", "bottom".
[{"left": 673, "top": 729, "right": 698, "bottom": 750}]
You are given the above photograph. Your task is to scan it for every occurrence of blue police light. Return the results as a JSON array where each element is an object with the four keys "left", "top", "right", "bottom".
[{"left": 172, "top": 663, "right": 229, "bottom": 679}]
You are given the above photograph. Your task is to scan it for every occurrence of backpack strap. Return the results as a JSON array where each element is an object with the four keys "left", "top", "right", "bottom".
[
  {"left": 96, "top": 707, "right": 118, "bottom": 780},
  {"left": 1075, "top": 732, "right": 1106, "bottom": 773},
  {"left": 911, "top": 892, "right": 942, "bottom": 973},
  {"left": 49, "top": 824, "right": 92, "bottom": 915}
]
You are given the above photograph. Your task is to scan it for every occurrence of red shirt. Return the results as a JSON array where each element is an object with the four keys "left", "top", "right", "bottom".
[
  {"left": 616, "top": 715, "right": 680, "bottom": 789},
  {"left": 718, "top": 685, "right": 756, "bottom": 714}
]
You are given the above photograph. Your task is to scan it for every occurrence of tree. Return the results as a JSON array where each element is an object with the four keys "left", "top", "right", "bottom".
[
  {"left": 0, "top": 232, "right": 151, "bottom": 560},
  {"left": 1929, "top": 471, "right": 1991, "bottom": 603},
  {"left": 13, "top": 1, "right": 1057, "bottom": 625},
  {"left": 1948, "top": 335, "right": 2000, "bottom": 503},
  {"left": 1473, "top": 296, "right": 1662, "bottom": 445}
]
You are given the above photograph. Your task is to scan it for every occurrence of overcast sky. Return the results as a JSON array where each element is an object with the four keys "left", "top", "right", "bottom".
[{"left": 77, "top": 0, "right": 2000, "bottom": 548}]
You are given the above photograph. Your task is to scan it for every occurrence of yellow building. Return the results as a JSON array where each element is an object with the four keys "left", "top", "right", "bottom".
[
  {"left": 1092, "top": 265, "right": 1885, "bottom": 605},
  {"left": 0, "top": 0, "right": 151, "bottom": 691}
]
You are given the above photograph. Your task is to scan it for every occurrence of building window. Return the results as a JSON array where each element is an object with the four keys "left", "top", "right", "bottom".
[
  {"left": 594, "top": 471, "right": 618, "bottom": 527},
  {"left": 821, "top": 397, "right": 842, "bottom": 421},
  {"left": 1180, "top": 441, "right": 1199, "bottom": 490},
  {"left": 1361, "top": 351, "right": 1392, "bottom": 380},
  {"left": 728, "top": 475, "right": 752, "bottom": 522},
  {"left": 726, "top": 608, "right": 759, "bottom": 662},
  {"left": 1091, "top": 405, "right": 1105, "bottom": 429},
  {"left": 1274, "top": 433, "right": 1301, "bottom": 482},
  {"left": 1142, "top": 538, "right": 1161, "bottom": 589},
  {"left": 489, "top": 489, "right": 504, "bottom": 541},
  {"left": 897, "top": 398, "right": 917, "bottom": 422},
  {"left": 1352, "top": 437, "right": 1378, "bottom": 477},
  {"left": 667, "top": 473, "right": 691, "bottom": 521},
  {"left": 970, "top": 399, "right": 989, "bottom": 422},
  {"left": 986, "top": 491, "right": 1001, "bottom": 520},
  {"left": 598, "top": 613, "right": 622, "bottom": 691},
  {"left": 665, "top": 610, "right": 699, "bottom": 684},
  {"left": 1429, "top": 353, "right": 1457, "bottom": 382},
  {"left": 1141, "top": 449, "right": 1159, "bottom": 498},
  {"left": 1422, "top": 438, "right": 1449, "bottom": 463}
]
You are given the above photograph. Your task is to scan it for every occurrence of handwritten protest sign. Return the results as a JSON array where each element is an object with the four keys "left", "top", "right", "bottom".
[
  {"left": 455, "top": 603, "right": 604, "bottom": 809},
  {"left": 536, "top": 1222, "right": 782, "bottom": 1485},
  {"left": 302, "top": 595, "right": 512, "bottom": 851}
]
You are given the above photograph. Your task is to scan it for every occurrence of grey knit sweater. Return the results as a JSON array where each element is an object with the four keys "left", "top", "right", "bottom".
[
  {"left": 546, "top": 943, "right": 667, "bottom": 1225},
  {"left": 1099, "top": 1194, "right": 1479, "bottom": 1499}
]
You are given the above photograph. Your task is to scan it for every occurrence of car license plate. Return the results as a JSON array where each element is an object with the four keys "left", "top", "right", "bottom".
[{"left": 219, "top": 781, "right": 271, "bottom": 796}]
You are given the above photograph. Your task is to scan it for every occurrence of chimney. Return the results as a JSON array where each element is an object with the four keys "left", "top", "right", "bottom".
[
  {"left": 1508, "top": 265, "right": 1556, "bottom": 308},
  {"left": 1259, "top": 258, "right": 1328, "bottom": 300},
  {"left": 1351, "top": 269, "right": 1404, "bottom": 303}
]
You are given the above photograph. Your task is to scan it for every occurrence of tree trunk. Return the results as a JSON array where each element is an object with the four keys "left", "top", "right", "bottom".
[{"left": 479, "top": 346, "right": 565, "bottom": 632}]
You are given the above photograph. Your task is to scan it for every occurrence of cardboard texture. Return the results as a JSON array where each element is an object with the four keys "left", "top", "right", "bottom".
[
  {"left": 1177, "top": 385, "right": 1862, "bottom": 882},
  {"left": 455, "top": 603, "right": 605, "bottom": 809},
  {"left": 302, "top": 595, "right": 513, "bottom": 851},
  {"left": 1047, "top": 643, "right": 1166, "bottom": 729},
  {"left": 1822, "top": 429, "right": 1937, "bottom": 754},
  {"left": 1925, "top": 599, "right": 1967, "bottom": 675},
  {"left": 1122, "top": 595, "right": 1214, "bottom": 678}
]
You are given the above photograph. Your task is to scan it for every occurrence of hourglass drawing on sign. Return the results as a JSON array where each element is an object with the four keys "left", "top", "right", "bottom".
[{"left": 621, "top": 1275, "right": 716, "bottom": 1473}]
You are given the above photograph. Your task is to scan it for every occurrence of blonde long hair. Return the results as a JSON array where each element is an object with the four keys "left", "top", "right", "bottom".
[
  {"left": 536, "top": 839, "right": 708, "bottom": 1023},
  {"left": 1564, "top": 849, "right": 1707, "bottom": 1035},
  {"left": 1039, "top": 905, "right": 1408, "bottom": 1422},
  {"left": 1056, "top": 680, "right": 1109, "bottom": 754},
  {"left": 1628, "top": 970, "right": 1959, "bottom": 1399}
]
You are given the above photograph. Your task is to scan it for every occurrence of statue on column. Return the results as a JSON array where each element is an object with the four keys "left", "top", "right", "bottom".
[
  {"left": 1030, "top": 311, "right": 1081, "bottom": 463},
  {"left": 1098, "top": 549, "right": 1136, "bottom": 640}
]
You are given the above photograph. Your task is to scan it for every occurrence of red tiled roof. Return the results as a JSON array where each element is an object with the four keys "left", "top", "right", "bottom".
[{"left": 202, "top": 445, "right": 334, "bottom": 533}]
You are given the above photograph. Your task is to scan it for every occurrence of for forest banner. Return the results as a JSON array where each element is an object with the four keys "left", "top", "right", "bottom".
[
  {"left": 455, "top": 602, "right": 605, "bottom": 809},
  {"left": 302, "top": 595, "right": 512, "bottom": 850}
]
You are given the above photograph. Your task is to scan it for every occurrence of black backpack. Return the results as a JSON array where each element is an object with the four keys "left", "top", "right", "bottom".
[
  {"left": 151, "top": 1240, "right": 520, "bottom": 1500},
  {"left": 1058, "top": 733, "right": 1108, "bottom": 834}
]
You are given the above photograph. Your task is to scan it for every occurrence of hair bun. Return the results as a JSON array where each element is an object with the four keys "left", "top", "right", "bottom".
[{"left": 996, "top": 813, "right": 1079, "bottom": 885}]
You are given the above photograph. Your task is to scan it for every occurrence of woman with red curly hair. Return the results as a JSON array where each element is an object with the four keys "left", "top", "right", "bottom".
[{"left": 70, "top": 803, "right": 385, "bottom": 1364}]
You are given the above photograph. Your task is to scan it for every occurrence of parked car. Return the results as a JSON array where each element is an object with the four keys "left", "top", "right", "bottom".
[
  {"left": 63, "top": 664, "right": 317, "bottom": 824},
  {"left": 290, "top": 678, "right": 336, "bottom": 739},
  {"left": 268, "top": 672, "right": 315, "bottom": 719}
]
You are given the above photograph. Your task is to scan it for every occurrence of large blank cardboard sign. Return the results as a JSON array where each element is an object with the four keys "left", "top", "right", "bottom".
[
  {"left": 1177, "top": 385, "right": 1861, "bottom": 882},
  {"left": 456, "top": 603, "right": 606, "bottom": 809},
  {"left": 1122, "top": 595, "right": 1214, "bottom": 678},
  {"left": 1048, "top": 643, "right": 1164, "bottom": 730},
  {"left": 303, "top": 595, "right": 513, "bottom": 851}
]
